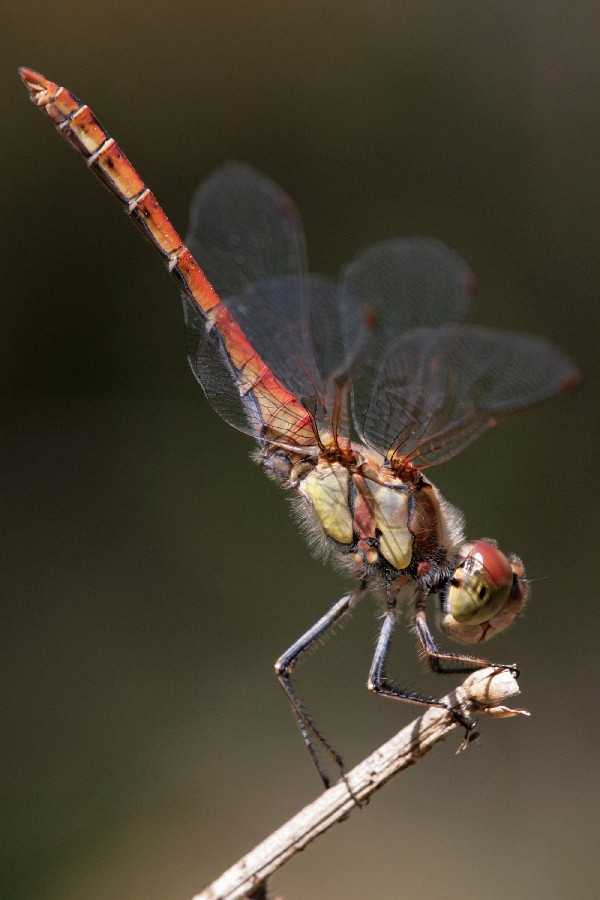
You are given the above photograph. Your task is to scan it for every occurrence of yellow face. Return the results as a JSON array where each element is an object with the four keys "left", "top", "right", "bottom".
[{"left": 440, "top": 541, "right": 528, "bottom": 644}]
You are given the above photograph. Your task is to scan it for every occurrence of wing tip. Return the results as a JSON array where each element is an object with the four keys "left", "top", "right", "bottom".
[{"left": 561, "top": 370, "right": 582, "bottom": 395}]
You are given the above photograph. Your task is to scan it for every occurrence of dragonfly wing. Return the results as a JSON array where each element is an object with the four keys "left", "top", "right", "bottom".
[
  {"left": 361, "top": 325, "right": 580, "bottom": 468},
  {"left": 183, "top": 295, "right": 256, "bottom": 436},
  {"left": 185, "top": 164, "right": 336, "bottom": 433},
  {"left": 186, "top": 162, "right": 307, "bottom": 296},
  {"left": 226, "top": 275, "right": 339, "bottom": 421},
  {"left": 339, "top": 238, "right": 476, "bottom": 439}
]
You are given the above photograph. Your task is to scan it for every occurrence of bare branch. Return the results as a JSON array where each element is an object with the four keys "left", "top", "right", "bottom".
[{"left": 194, "top": 667, "right": 527, "bottom": 900}]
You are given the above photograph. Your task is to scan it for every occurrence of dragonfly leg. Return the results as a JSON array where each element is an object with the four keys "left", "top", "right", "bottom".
[
  {"left": 414, "top": 602, "right": 519, "bottom": 677},
  {"left": 367, "top": 603, "right": 475, "bottom": 731},
  {"left": 275, "top": 588, "right": 364, "bottom": 789}
]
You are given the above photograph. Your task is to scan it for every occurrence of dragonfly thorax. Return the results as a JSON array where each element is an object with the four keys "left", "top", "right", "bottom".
[{"left": 262, "top": 444, "right": 465, "bottom": 587}]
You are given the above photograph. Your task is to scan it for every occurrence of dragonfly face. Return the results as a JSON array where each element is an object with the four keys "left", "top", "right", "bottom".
[
  {"left": 21, "top": 68, "right": 580, "bottom": 789},
  {"left": 441, "top": 540, "right": 528, "bottom": 643}
]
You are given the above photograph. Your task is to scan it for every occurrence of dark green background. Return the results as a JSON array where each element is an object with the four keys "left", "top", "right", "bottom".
[{"left": 3, "top": 3, "right": 598, "bottom": 898}]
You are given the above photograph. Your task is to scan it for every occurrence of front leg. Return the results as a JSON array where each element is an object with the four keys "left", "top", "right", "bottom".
[
  {"left": 414, "top": 595, "right": 518, "bottom": 676},
  {"left": 367, "top": 603, "right": 473, "bottom": 729}
]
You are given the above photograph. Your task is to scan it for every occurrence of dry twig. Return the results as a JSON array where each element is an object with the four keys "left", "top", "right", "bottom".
[{"left": 194, "top": 667, "right": 527, "bottom": 900}]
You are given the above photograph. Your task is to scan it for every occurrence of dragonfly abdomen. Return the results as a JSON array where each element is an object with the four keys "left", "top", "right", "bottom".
[{"left": 20, "top": 68, "right": 317, "bottom": 448}]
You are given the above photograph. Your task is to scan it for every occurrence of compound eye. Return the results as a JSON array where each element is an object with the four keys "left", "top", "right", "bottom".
[{"left": 448, "top": 540, "right": 513, "bottom": 625}]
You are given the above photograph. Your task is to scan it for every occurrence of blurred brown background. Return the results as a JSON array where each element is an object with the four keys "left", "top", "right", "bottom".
[{"left": 3, "top": 3, "right": 599, "bottom": 899}]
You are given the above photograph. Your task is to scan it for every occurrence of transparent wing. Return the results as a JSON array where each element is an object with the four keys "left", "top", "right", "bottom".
[
  {"left": 184, "top": 167, "right": 578, "bottom": 458},
  {"left": 339, "top": 238, "right": 476, "bottom": 439},
  {"left": 223, "top": 275, "right": 340, "bottom": 421},
  {"left": 185, "top": 163, "right": 343, "bottom": 431},
  {"left": 183, "top": 295, "right": 255, "bottom": 436},
  {"left": 186, "top": 162, "right": 307, "bottom": 298},
  {"left": 361, "top": 325, "right": 580, "bottom": 467}
]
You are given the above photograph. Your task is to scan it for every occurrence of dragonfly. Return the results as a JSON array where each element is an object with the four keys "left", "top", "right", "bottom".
[{"left": 21, "top": 68, "right": 580, "bottom": 789}]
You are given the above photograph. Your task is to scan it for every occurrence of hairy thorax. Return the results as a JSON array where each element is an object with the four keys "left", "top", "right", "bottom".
[{"left": 259, "top": 438, "right": 465, "bottom": 591}]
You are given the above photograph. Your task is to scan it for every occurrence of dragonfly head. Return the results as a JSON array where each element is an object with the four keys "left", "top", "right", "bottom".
[{"left": 439, "top": 540, "right": 528, "bottom": 643}]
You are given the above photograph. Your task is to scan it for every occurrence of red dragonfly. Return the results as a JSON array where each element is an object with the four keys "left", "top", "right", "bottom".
[{"left": 21, "top": 68, "right": 579, "bottom": 788}]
